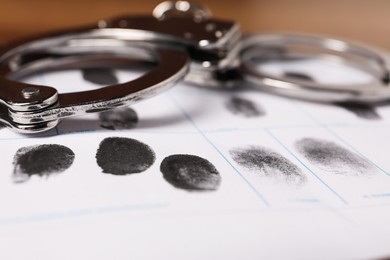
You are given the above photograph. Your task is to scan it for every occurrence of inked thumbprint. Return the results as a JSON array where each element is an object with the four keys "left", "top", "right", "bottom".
[
  {"left": 81, "top": 68, "right": 119, "bottom": 85},
  {"left": 226, "top": 96, "right": 265, "bottom": 118},
  {"left": 99, "top": 107, "right": 138, "bottom": 130},
  {"left": 13, "top": 144, "right": 75, "bottom": 183},
  {"left": 230, "top": 146, "right": 306, "bottom": 186},
  {"left": 160, "top": 154, "right": 221, "bottom": 191},
  {"left": 96, "top": 137, "right": 155, "bottom": 175},
  {"left": 295, "top": 137, "right": 376, "bottom": 176}
]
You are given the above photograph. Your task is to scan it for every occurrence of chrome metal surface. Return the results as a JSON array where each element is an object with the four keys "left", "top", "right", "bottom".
[{"left": 241, "top": 34, "right": 390, "bottom": 103}]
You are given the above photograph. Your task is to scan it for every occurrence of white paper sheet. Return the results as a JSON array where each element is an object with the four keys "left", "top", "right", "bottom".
[{"left": 1, "top": 63, "right": 390, "bottom": 260}]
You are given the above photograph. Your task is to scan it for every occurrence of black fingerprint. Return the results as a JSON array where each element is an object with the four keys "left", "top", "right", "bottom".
[
  {"left": 82, "top": 68, "right": 119, "bottom": 85},
  {"left": 160, "top": 154, "right": 221, "bottom": 191},
  {"left": 13, "top": 144, "right": 75, "bottom": 183},
  {"left": 336, "top": 102, "right": 380, "bottom": 120},
  {"left": 229, "top": 146, "right": 306, "bottom": 186},
  {"left": 226, "top": 96, "right": 265, "bottom": 118},
  {"left": 295, "top": 137, "right": 376, "bottom": 176},
  {"left": 96, "top": 137, "right": 155, "bottom": 175},
  {"left": 99, "top": 107, "right": 138, "bottom": 130}
]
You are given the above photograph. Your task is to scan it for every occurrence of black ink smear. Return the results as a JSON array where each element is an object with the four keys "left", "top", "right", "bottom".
[
  {"left": 96, "top": 137, "right": 155, "bottom": 175},
  {"left": 226, "top": 96, "right": 265, "bottom": 118},
  {"left": 229, "top": 146, "right": 306, "bottom": 186},
  {"left": 336, "top": 102, "right": 381, "bottom": 120},
  {"left": 13, "top": 144, "right": 75, "bottom": 183},
  {"left": 99, "top": 107, "right": 138, "bottom": 130},
  {"left": 295, "top": 137, "right": 376, "bottom": 176},
  {"left": 160, "top": 154, "right": 221, "bottom": 191},
  {"left": 284, "top": 71, "right": 315, "bottom": 82},
  {"left": 82, "top": 68, "right": 119, "bottom": 85}
]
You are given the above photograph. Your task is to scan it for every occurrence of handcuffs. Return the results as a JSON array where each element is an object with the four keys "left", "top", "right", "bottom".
[{"left": 1, "top": 1, "right": 390, "bottom": 133}]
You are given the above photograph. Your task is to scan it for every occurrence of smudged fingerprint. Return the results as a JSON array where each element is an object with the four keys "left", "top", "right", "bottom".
[
  {"left": 99, "top": 107, "right": 138, "bottom": 130},
  {"left": 13, "top": 144, "right": 75, "bottom": 183},
  {"left": 96, "top": 137, "right": 155, "bottom": 175},
  {"left": 226, "top": 96, "right": 265, "bottom": 118},
  {"left": 295, "top": 137, "right": 376, "bottom": 176},
  {"left": 229, "top": 146, "right": 306, "bottom": 186},
  {"left": 336, "top": 102, "right": 380, "bottom": 120},
  {"left": 82, "top": 68, "right": 119, "bottom": 85},
  {"left": 160, "top": 154, "right": 221, "bottom": 191}
]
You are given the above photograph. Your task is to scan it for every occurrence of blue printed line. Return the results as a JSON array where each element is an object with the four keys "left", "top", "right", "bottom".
[
  {"left": 325, "top": 127, "right": 390, "bottom": 177},
  {"left": 265, "top": 128, "right": 349, "bottom": 205},
  {"left": 0, "top": 203, "right": 168, "bottom": 226},
  {"left": 168, "top": 93, "right": 271, "bottom": 207},
  {"left": 290, "top": 100, "right": 324, "bottom": 125}
]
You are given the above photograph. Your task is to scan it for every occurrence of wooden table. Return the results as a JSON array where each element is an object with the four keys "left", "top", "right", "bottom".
[{"left": 1, "top": 0, "right": 389, "bottom": 49}]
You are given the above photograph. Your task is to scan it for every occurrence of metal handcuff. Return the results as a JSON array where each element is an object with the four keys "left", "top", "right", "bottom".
[{"left": 1, "top": 1, "right": 390, "bottom": 133}]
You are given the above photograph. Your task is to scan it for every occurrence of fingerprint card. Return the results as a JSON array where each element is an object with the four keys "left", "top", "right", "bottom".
[{"left": 0, "top": 67, "right": 390, "bottom": 260}]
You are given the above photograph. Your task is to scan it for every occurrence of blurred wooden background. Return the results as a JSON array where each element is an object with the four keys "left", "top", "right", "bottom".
[{"left": 1, "top": 0, "right": 390, "bottom": 49}]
